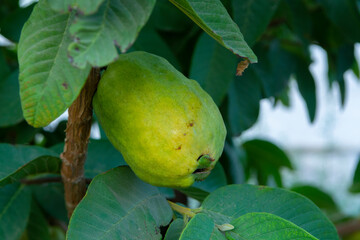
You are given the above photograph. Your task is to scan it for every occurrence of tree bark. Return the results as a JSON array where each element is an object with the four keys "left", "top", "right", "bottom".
[{"left": 60, "top": 68, "right": 100, "bottom": 218}]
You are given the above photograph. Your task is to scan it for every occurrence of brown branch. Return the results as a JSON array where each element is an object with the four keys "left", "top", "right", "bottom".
[
  {"left": 20, "top": 177, "right": 92, "bottom": 185},
  {"left": 61, "top": 68, "right": 100, "bottom": 218},
  {"left": 336, "top": 219, "right": 360, "bottom": 237}
]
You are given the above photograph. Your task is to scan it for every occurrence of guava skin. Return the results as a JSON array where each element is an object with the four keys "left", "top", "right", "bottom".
[{"left": 93, "top": 51, "right": 226, "bottom": 188}]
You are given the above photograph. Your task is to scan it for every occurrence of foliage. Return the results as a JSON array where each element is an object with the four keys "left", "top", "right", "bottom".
[{"left": 1, "top": 0, "right": 359, "bottom": 238}]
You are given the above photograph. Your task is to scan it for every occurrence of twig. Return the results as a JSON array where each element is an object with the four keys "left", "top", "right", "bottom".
[
  {"left": 60, "top": 68, "right": 100, "bottom": 218},
  {"left": 20, "top": 177, "right": 92, "bottom": 185}
]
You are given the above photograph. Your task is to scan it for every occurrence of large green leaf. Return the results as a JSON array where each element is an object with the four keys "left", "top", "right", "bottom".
[
  {"left": 47, "top": 0, "right": 105, "bottom": 15},
  {"left": 242, "top": 139, "right": 292, "bottom": 186},
  {"left": 25, "top": 199, "right": 51, "bottom": 240},
  {"left": 18, "top": 0, "right": 91, "bottom": 127},
  {"left": 318, "top": 0, "right": 360, "bottom": 42},
  {"left": 164, "top": 219, "right": 185, "bottom": 240},
  {"left": 200, "top": 184, "right": 339, "bottom": 240},
  {"left": 68, "top": 0, "right": 156, "bottom": 68},
  {"left": 227, "top": 69, "right": 262, "bottom": 136},
  {"left": 190, "top": 33, "right": 237, "bottom": 105},
  {"left": 0, "top": 71, "right": 23, "bottom": 127},
  {"left": 0, "top": 183, "right": 32, "bottom": 240},
  {"left": 226, "top": 212, "right": 317, "bottom": 240},
  {"left": 232, "top": 0, "right": 280, "bottom": 47},
  {"left": 67, "top": 167, "right": 172, "bottom": 239},
  {"left": 0, "top": 144, "right": 59, "bottom": 186},
  {"left": 179, "top": 213, "right": 214, "bottom": 240},
  {"left": 169, "top": 0, "right": 257, "bottom": 62}
]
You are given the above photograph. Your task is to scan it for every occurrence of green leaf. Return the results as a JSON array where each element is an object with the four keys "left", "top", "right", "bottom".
[
  {"left": 350, "top": 155, "right": 360, "bottom": 193},
  {"left": 0, "top": 184, "right": 32, "bottom": 240},
  {"left": 52, "top": 139, "right": 127, "bottom": 178},
  {"left": 169, "top": 0, "right": 257, "bottom": 62},
  {"left": 295, "top": 58, "right": 317, "bottom": 122},
  {"left": 190, "top": 33, "right": 237, "bottom": 105},
  {"left": 232, "top": 0, "right": 280, "bottom": 47},
  {"left": 0, "top": 144, "right": 59, "bottom": 186},
  {"left": 31, "top": 183, "right": 68, "bottom": 222},
  {"left": 26, "top": 199, "right": 51, "bottom": 240},
  {"left": 0, "top": 71, "right": 23, "bottom": 127},
  {"left": 177, "top": 187, "right": 210, "bottom": 202},
  {"left": 18, "top": 0, "right": 91, "bottom": 127},
  {"left": 0, "top": 121, "right": 39, "bottom": 144},
  {"left": 47, "top": 0, "right": 105, "bottom": 15},
  {"left": 226, "top": 212, "right": 318, "bottom": 240},
  {"left": 318, "top": 0, "right": 360, "bottom": 42},
  {"left": 242, "top": 139, "right": 292, "bottom": 186},
  {"left": 200, "top": 184, "right": 339, "bottom": 240},
  {"left": 227, "top": 68, "right": 262, "bottom": 136},
  {"left": 68, "top": 0, "right": 156, "bottom": 68},
  {"left": 67, "top": 166, "right": 173, "bottom": 239},
  {"left": 0, "top": 3, "right": 35, "bottom": 42},
  {"left": 164, "top": 219, "right": 185, "bottom": 240},
  {"left": 290, "top": 185, "right": 338, "bottom": 212},
  {"left": 179, "top": 213, "right": 214, "bottom": 240}
]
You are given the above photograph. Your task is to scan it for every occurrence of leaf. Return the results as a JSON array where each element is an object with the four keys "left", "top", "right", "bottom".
[
  {"left": 232, "top": 0, "right": 280, "bottom": 47},
  {"left": 318, "top": 0, "right": 360, "bottom": 42},
  {"left": 242, "top": 139, "right": 292, "bottom": 186},
  {"left": 0, "top": 121, "right": 39, "bottom": 144},
  {"left": 177, "top": 187, "right": 210, "bottom": 202},
  {"left": 47, "top": 0, "right": 105, "bottom": 15},
  {"left": 350, "top": 155, "right": 360, "bottom": 193},
  {"left": 226, "top": 212, "right": 318, "bottom": 240},
  {"left": 0, "top": 71, "right": 23, "bottom": 127},
  {"left": 164, "top": 219, "right": 185, "bottom": 240},
  {"left": 295, "top": 58, "right": 317, "bottom": 122},
  {"left": 68, "top": 0, "right": 156, "bottom": 68},
  {"left": 227, "top": 68, "right": 262, "bottom": 136},
  {"left": 220, "top": 141, "right": 246, "bottom": 184},
  {"left": 66, "top": 166, "right": 172, "bottom": 239},
  {"left": 169, "top": 0, "right": 257, "bottom": 62},
  {"left": 31, "top": 183, "right": 68, "bottom": 222},
  {"left": 26, "top": 199, "right": 51, "bottom": 240},
  {"left": 179, "top": 213, "right": 214, "bottom": 240},
  {"left": 200, "top": 184, "right": 339, "bottom": 240},
  {"left": 0, "top": 3, "right": 35, "bottom": 42},
  {"left": 18, "top": 0, "right": 91, "bottom": 127},
  {"left": 0, "top": 144, "right": 59, "bottom": 186},
  {"left": 290, "top": 185, "right": 338, "bottom": 212},
  {"left": 52, "top": 139, "right": 127, "bottom": 178},
  {"left": 0, "top": 183, "right": 32, "bottom": 240},
  {"left": 190, "top": 33, "right": 237, "bottom": 105}
]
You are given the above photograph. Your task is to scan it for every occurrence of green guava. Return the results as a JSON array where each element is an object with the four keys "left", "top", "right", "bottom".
[{"left": 93, "top": 51, "right": 226, "bottom": 187}]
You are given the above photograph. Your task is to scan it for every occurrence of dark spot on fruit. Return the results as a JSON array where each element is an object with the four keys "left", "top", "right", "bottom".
[
  {"left": 183, "top": 133, "right": 187, "bottom": 136},
  {"left": 62, "top": 82, "right": 68, "bottom": 89},
  {"left": 175, "top": 145, "right": 182, "bottom": 150},
  {"left": 193, "top": 168, "right": 207, "bottom": 174},
  {"left": 187, "top": 120, "right": 194, "bottom": 127}
]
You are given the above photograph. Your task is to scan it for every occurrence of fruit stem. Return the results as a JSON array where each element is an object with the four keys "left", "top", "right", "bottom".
[
  {"left": 60, "top": 68, "right": 100, "bottom": 219},
  {"left": 167, "top": 200, "right": 196, "bottom": 218}
]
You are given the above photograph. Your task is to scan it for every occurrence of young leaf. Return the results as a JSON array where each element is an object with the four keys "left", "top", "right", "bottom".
[
  {"left": 0, "top": 71, "right": 23, "bottom": 127},
  {"left": 18, "top": 0, "right": 91, "bottom": 127},
  {"left": 200, "top": 184, "right": 339, "bottom": 239},
  {"left": 226, "top": 212, "right": 318, "bottom": 240},
  {"left": 67, "top": 166, "right": 172, "bottom": 239},
  {"left": 164, "top": 219, "right": 185, "bottom": 240},
  {"left": 190, "top": 33, "right": 237, "bottom": 106},
  {"left": 232, "top": 0, "right": 280, "bottom": 47},
  {"left": 0, "top": 144, "right": 59, "bottom": 187},
  {"left": 68, "top": 0, "right": 156, "bottom": 68},
  {"left": 179, "top": 213, "right": 214, "bottom": 240},
  {"left": 169, "top": 0, "right": 257, "bottom": 63},
  {"left": 0, "top": 183, "right": 32, "bottom": 240},
  {"left": 47, "top": 0, "right": 105, "bottom": 15}
]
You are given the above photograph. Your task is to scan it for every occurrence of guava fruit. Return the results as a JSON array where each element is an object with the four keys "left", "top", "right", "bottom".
[{"left": 93, "top": 51, "right": 226, "bottom": 187}]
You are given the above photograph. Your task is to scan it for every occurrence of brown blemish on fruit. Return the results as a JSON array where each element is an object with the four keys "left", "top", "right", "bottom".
[
  {"left": 175, "top": 145, "right": 182, "bottom": 150},
  {"left": 183, "top": 133, "right": 187, "bottom": 136},
  {"left": 187, "top": 120, "right": 194, "bottom": 127},
  {"left": 62, "top": 82, "right": 69, "bottom": 89}
]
